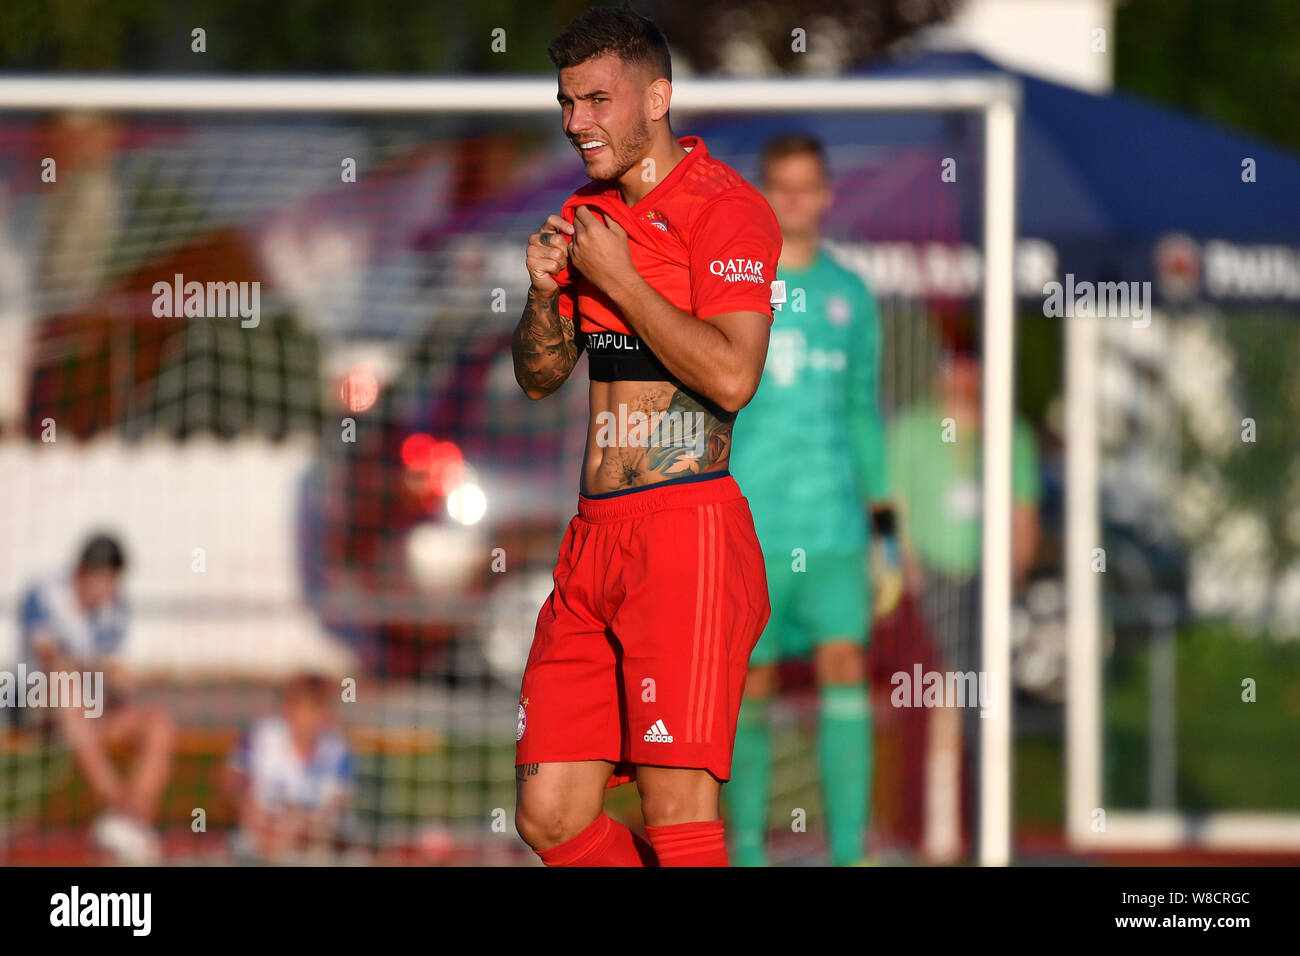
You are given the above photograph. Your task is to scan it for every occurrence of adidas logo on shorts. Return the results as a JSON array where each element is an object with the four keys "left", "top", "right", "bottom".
[{"left": 643, "top": 719, "right": 674, "bottom": 743}]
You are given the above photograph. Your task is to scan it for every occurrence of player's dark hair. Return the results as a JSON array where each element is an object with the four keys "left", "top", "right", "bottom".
[
  {"left": 548, "top": 2, "right": 672, "bottom": 84},
  {"left": 286, "top": 673, "right": 332, "bottom": 701},
  {"left": 78, "top": 533, "right": 126, "bottom": 572},
  {"left": 759, "top": 132, "right": 830, "bottom": 183}
]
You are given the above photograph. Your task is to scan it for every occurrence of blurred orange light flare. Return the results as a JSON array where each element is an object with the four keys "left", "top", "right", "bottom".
[
  {"left": 401, "top": 433, "right": 466, "bottom": 499},
  {"left": 339, "top": 364, "right": 379, "bottom": 413}
]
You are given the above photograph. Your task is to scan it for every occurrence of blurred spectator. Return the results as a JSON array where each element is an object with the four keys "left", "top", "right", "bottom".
[
  {"left": 223, "top": 672, "right": 353, "bottom": 863},
  {"left": 19, "top": 532, "right": 172, "bottom": 863},
  {"left": 0, "top": 186, "right": 35, "bottom": 438},
  {"left": 888, "top": 329, "right": 1041, "bottom": 852},
  {"left": 889, "top": 338, "right": 1041, "bottom": 660},
  {"left": 38, "top": 111, "right": 122, "bottom": 314}
]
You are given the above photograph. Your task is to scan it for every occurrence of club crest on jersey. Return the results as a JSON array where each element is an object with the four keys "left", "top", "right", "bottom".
[
  {"left": 827, "top": 295, "right": 850, "bottom": 326},
  {"left": 709, "top": 257, "right": 765, "bottom": 283},
  {"left": 645, "top": 209, "right": 669, "bottom": 232}
]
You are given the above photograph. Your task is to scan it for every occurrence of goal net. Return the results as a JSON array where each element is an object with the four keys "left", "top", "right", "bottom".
[
  {"left": 1067, "top": 297, "right": 1300, "bottom": 855},
  {"left": 0, "top": 77, "right": 1018, "bottom": 865}
]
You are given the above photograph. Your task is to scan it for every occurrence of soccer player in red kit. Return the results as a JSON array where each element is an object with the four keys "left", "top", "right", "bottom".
[{"left": 512, "top": 5, "right": 782, "bottom": 867}]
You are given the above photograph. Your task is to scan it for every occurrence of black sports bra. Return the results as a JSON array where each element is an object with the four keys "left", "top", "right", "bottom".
[
  {"left": 579, "top": 329, "right": 735, "bottom": 421},
  {"left": 580, "top": 330, "right": 673, "bottom": 382}
]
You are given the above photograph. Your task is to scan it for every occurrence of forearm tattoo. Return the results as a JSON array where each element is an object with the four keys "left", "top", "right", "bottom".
[{"left": 513, "top": 287, "right": 578, "bottom": 396}]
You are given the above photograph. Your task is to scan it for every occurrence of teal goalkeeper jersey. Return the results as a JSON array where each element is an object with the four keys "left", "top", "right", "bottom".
[{"left": 731, "top": 246, "right": 890, "bottom": 556}]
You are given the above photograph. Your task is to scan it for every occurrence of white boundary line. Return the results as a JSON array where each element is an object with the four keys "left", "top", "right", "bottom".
[{"left": 1079, "top": 811, "right": 1300, "bottom": 851}]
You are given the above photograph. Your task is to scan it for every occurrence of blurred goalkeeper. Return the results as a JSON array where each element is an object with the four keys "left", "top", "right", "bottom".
[{"left": 727, "top": 134, "right": 901, "bottom": 867}]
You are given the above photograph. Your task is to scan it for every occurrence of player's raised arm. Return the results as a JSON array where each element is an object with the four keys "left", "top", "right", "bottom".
[
  {"left": 512, "top": 214, "right": 580, "bottom": 399},
  {"left": 607, "top": 288, "right": 770, "bottom": 413},
  {"left": 567, "top": 195, "right": 781, "bottom": 412}
]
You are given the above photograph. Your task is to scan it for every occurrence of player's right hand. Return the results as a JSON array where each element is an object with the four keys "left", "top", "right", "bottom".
[{"left": 526, "top": 214, "right": 575, "bottom": 294}]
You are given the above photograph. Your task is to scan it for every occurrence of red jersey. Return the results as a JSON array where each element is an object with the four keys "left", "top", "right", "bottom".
[
  {"left": 515, "top": 137, "right": 780, "bottom": 795},
  {"left": 552, "top": 135, "right": 782, "bottom": 336}
]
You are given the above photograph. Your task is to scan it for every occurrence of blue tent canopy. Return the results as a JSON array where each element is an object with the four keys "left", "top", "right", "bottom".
[
  {"left": 421, "top": 49, "right": 1300, "bottom": 315},
  {"left": 858, "top": 49, "right": 1300, "bottom": 246},
  {"left": 849, "top": 50, "right": 1300, "bottom": 306}
]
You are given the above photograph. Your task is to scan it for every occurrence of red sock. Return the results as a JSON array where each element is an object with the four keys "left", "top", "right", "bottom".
[
  {"left": 537, "top": 813, "right": 658, "bottom": 867},
  {"left": 644, "top": 819, "right": 729, "bottom": 867}
]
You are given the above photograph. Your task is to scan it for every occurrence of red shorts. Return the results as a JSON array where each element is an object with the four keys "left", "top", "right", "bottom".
[{"left": 515, "top": 473, "right": 770, "bottom": 784}]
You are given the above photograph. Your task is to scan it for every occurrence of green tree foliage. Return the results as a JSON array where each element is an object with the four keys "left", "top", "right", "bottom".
[
  {"left": 0, "top": 0, "right": 559, "bottom": 73},
  {"left": 1116, "top": 0, "right": 1300, "bottom": 152},
  {"left": 0, "top": 0, "right": 955, "bottom": 75}
]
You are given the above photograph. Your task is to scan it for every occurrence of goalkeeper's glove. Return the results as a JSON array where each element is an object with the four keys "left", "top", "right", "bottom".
[{"left": 869, "top": 506, "right": 903, "bottom": 620}]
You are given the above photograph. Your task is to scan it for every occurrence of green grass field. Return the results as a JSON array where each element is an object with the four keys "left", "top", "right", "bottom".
[
  {"left": 1104, "top": 621, "right": 1300, "bottom": 811},
  {"left": 6, "top": 621, "right": 1297, "bottom": 855}
]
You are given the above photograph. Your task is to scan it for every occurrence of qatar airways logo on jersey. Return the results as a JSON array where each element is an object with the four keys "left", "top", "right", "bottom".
[{"left": 709, "top": 257, "right": 765, "bottom": 283}]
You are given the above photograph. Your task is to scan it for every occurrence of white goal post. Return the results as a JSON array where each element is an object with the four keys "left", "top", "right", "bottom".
[
  {"left": 1065, "top": 313, "right": 1300, "bottom": 853},
  {"left": 0, "top": 74, "right": 1022, "bottom": 865}
]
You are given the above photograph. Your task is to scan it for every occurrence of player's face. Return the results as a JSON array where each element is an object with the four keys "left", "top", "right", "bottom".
[
  {"left": 762, "top": 153, "right": 832, "bottom": 238},
  {"left": 75, "top": 568, "right": 120, "bottom": 611},
  {"left": 942, "top": 353, "right": 982, "bottom": 407},
  {"left": 557, "top": 54, "right": 652, "bottom": 182},
  {"left": 286, "top": 690, "right": 327, "bottom": 736}
]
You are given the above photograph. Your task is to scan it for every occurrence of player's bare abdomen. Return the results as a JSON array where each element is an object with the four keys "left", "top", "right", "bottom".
[{"left": 581, "top": 379, "right": 735, "bottom": 495}]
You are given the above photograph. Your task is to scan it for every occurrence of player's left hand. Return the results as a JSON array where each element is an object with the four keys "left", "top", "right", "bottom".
[{"left": 569, "top": 205, "right": 637, "bottom": 296}]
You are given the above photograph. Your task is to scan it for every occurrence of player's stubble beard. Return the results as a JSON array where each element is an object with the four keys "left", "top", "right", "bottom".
[{"left": 586, "top": 112, "right": 652, "bottom": 185}]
